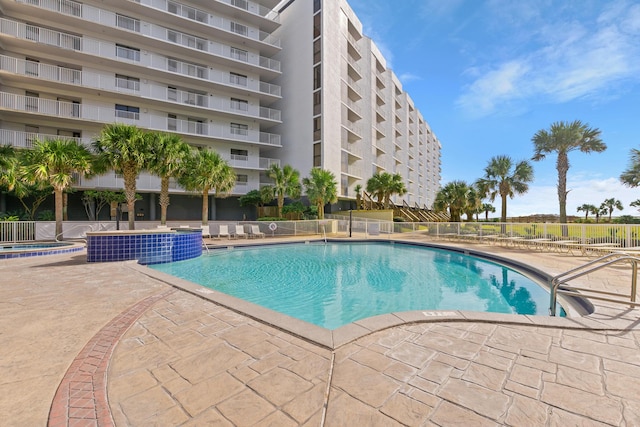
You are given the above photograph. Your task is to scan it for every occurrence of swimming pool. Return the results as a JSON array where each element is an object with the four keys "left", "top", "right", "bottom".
[
  {"left": 0, "top": 241, "right": 84, "bottom": 259},
  {"left": 150, "top": 241, "right": 564, "bottom": 329}
]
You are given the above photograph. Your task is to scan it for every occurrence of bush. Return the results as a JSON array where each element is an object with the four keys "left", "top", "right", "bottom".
[
  {"left": 393, "top": 216, "right": 405, "bottom": 222},
  {"left": 37, "top": 210, "right": 55, "bottom": 221},
  {"left": 257, "top": 217, "right": 286, "bottom": 221}
]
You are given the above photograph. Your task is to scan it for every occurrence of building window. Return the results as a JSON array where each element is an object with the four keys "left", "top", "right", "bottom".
[
  {"left": 167, "top": 86, "right": 177, "bottom": 101},
  {"left": 230, "top": 47, "right": 248, "bottom": 62},
  {"left": 230, "top": 123, "right": 249, "bottom": 136},
  {"left": 313, "top": 39, "right": 321, "bottom": 64},
  {"left": 116, "top": 14, "right": 140, "bottom": 32},
  {"left": 25, "top": 24, "right": 39, "bottom": 41},
  {"left": 25, "top": 58, "right": 39, "bottom": 76},
  {"left": 313, "top": 14, "right": 321, "bottom": 38},
  {"left": 313, "top": 143, "right": 321, "bottom": 167},
  {"left": 25, "top": 91, "right": 39, "bottom": 111},
  {"left": 229, "top": 72, "right": 248, "bottom": 86},
  {"left": 230, "top": 22, "right": 248, "bottom": 36},
  {"left": 236, "top": 174, "right": 248, "bottom": 183},
  {"left": 230, "top": 98, "right": 249, "bottom": 111},
  {"left": 115, "top": 104, "right": 140, "bottom": 120},
  {"left": 167, "top": 114, "right": 177, "bottom": 131},
  {"left": 231, "top": 148, "right": 248, "bottom": 159},
  {"left": 313, "top": 64, "right": 321, "bottom": 90},
  {"left": 313, "top": 117, "right": 321, "bottom": 141},
  {"left": 231, "top": 0, "right": 249, "bottom": 10},
  {"left": 58, "top": 97, "right": 80, "bottom": 117},
  {"left": 313, "top": 90, "right": 321, "bottom": 115},
  {"left": 116, "top": 44, "right": 140, "bottom": 61},
  {"left": 116, "top": 74, "right": 140, "bottom": 91},
  {"left": 188, "top": 118, "right": 205, "bottom": 135},
  {"left": 313, "top": 0, "right": 321, "bottom": 13}
]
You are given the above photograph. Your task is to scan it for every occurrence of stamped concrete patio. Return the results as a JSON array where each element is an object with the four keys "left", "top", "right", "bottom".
[{"left": 2, "top": 237, "right": 640, "bottom": 426}]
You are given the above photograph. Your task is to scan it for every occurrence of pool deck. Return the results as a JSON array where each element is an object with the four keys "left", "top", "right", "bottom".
[{"left": 2, "top": 236, "right": 640, "bottom": 426}]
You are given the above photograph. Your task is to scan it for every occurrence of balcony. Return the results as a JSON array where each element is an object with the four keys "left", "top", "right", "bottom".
[
  {"left": 344, "top": 76, "right": 362, "bottom": 101},
  {"left": 0, "top": 56, "right": 282, "bottom": 122},
  {"left": 0, "top": 92, "right": 281, "bottom": 146},
  {"left": 217, "top": 0, "right": 280, "bottom": 24},
  {"left": 16, "top": 0, "right": 281, "bottom": 51},
  {"left": 341, "top": 140, "right": 362, "bottom": 158},
  {"left": 0, "top": 128, "right": 92, "bottom": 149},
  {"left": 0, "top": 18, "right": 281, "bottom": 74},
  {"left": 221, "top": 154, "right": 280, "bottom": 170}
]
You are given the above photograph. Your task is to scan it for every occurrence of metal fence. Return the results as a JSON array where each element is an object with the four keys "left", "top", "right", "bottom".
[{"left": 0, "top": 221, "right": 36, "bottom": 242}]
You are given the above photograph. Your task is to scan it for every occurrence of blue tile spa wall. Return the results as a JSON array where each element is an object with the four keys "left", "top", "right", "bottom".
[{"left": 87, "top": 230, "right": 202, "bottom": 264}]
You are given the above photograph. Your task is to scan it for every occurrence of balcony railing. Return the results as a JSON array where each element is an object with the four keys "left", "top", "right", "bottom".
[
  {"left": 341, "top": 140, "right": 362, "bottom": 157},
  {"left": 1, "top": 17, "right": 281, "bottom": 73},
  {"left": 0, "top": 128, "right": 92, "bottom": 149},
  {"left": 0, "top": 92, "right": 281, "bottom": 146},
  {"left": 0, "top": 55, "right": 282, "bottom": 121},
  {"left": 221, "top": 154, "right": 280, "bottom": 169},
  {"left": 218, "top": 0, "right": 280, "bottom": 23}
]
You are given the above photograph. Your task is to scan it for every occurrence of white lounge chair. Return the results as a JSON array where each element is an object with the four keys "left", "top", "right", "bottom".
[
  {"left": 250, "top": 225, "right": 265, "bottom": 239},
  {"left": 201, "top": 225, "right": 211, "bottom": 238},
  {"left": 218, "top": 224, "right": 230, "bottom": 239},
  {"left": 235, "top": 225, "right": 248, "bottom": 239}
]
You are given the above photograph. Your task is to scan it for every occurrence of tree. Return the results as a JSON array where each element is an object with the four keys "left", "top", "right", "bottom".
[
  {"left": 354, "top": 184, "right": 362, "bottom": 210},
  {"left": 482, "top": 203, "right": 496, "bottom": 221},
  {"left": 434, "top": 181, "right": 471, "bottom": 222},
  {"left": 476, "top": 155, "right": 534, "bottom": 223},
  {"left": 464, "top": 185, "right": 482, "bottom": 221},
  {"left": 621, "top": 148, "right": 640, "bottom": 188},
  {"left": 22, "top": 138, "right": 93, "bottom": 239},
  {"left": 265, "top": 164, "right": 301, "bottom": 218},
  {"left": 0, "top": 145, "right": 18, "bottom": 191},
  {"left": 239, "top": 188, "right": 272, "bottom": 218},
  {"left": 178, "top": 149, "right": 235, "bottom": 225},
  {"left": 93, "top": 124, "right": 150, "bottom": 230},
  {"left": 532, "top": 120, "right": 606, "bottom": 223},
  {"left": 366, "top": 172, "right": 407, "bottom": 209},
  {"left": 576, "top": 203, "right": 597, "bottom": 220},
  {"left": 630, "top": 199, "right": 640, "bottom": 213},
  {"left": 302, "top": 168, "right": 338, "bottom": 220},
  {"left": 600, "top": 198, "right": 623, "bottom": 222},
  {"left": 147, "top": 132, "right": 191, "bottom": 225}
]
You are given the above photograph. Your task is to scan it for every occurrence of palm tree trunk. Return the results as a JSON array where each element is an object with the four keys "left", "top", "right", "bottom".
[
  {"left": 556, "top": 151, "right": 569, "bottom": 224},
  {"left": 63, "top": 192, "right": 68, "bottom": 221},
  {"left": 201, "top": 186, "right": 210, "bottom": 225},
  {"left": 123, "top": 166, "right": 138, "bottom": 230},
  {"left": 317, "top": 201, "right": 324, "bottom": 219},
  {"left": 160, "top": 177, "right": 170, "bottom": 225},
  {"left": 501, "top": 194, "right": 508, "bottom": 223},
  {"left": 54, "top": 187, "right": 64, "bottom": 239},
  {"left": 277, "top": 195, "right": 284, "bottom": 218}
]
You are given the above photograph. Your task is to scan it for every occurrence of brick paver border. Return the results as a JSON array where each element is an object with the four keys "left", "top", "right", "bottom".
[{"left": 47, "top": 289, "right": 176, "bottom": 427}]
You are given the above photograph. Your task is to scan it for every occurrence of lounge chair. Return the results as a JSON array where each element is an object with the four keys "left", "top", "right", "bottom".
[
  {"left": 201, "top": 225, "right": 211, "bottom": 238},
  {"left": 235, "top": 225, "right": 248, "bottom": 239},
  {"left": 218, "top": 224, "right": 230, "bottom": 239},
  {"left": 250, "top": 225, "right": 265, "bottom": 239}
]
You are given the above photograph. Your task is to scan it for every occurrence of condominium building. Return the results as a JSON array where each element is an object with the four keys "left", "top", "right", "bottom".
[
  {"left": 272, "top": 0, "right": 441, "bottom": 210},
  {"left": 0, "top": 0, "right": 441, "bottom": 220}
]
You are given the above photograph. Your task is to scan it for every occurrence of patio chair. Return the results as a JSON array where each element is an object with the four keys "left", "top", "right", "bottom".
[
  {"left": 201, "top": 225, "right": 211, "bottom": 238},
  {"left": 250, "top": 225, "right": 265, "bottom": 239},
  {"left": 218, "top": 224, "right": 230, "bottom": 239},
  {"left": 235, "top": 225, "right": 248, "bottom": 239}
]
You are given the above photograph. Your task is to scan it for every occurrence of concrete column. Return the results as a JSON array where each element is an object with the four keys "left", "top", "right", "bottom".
[{"left": 149, "top": 193, "right": 157, "bottom": 221}]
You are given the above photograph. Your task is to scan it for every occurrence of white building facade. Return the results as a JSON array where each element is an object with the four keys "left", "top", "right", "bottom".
[
  {"left": 272, "top": 0, "right": 441, "bottom": 210},
  {"left": 0, "top": 0, "right": 441, "bottom": 220}
]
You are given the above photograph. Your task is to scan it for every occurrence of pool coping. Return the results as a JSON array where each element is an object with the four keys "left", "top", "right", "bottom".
[
  {"left": 130, "top": 238, "right": 630, "bottom": 350},
  {"left": 0, "top": 241, "right": 85, "bottom": 259}
]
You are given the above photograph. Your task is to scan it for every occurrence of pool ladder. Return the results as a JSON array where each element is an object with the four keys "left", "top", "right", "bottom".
[{"left": 549, "top": 253, "right": 640, "bottom": 316}]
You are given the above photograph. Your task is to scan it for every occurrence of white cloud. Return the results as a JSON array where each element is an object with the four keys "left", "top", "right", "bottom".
[
  {"left": 456, "top": 1, "right": 640, "bottom": 117},
  {"left": 399, "top": 72, "right": 422, "bottom": 83}
]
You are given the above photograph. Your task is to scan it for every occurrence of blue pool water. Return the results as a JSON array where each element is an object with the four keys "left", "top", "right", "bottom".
[{"left": 150, "top": 242, "right": 561, "bottom": 329}]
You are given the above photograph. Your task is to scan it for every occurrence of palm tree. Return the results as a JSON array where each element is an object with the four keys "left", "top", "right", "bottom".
[
  {"left": 0, "top": 145, "right": 18, "bottom": 191},
  {"left": 532, "top": 120, "right": 606, "bottom": 223},
  {"left": 147, "top": 132, "right": 191, "bottom": 225},
  {"left": 600, "top": 198, "right": 623, "bottom": 222},
  {"left": 620, "top": 148, "right": 640, "bottom": 188},
  {"left": 464, "top": 185, "right": 482, "bottom": 221},
  {"left": 178, "top": 149, "right": 235, "bottom": 225},
  {"left": 93, "top": 124, "right": 149, "bottom": 230},
  {"left": 631, "top": 199, "right": 640, "bottom": 213},
  {"left": 266, "top": 164, "right": 301, "bottom": 218},
  {"left": 302, "top": 168, "right": 338, "bottom": 220},
  {"left": 434, "top": 180, "right": 470, "bottom": 222},
  {"left": 576, "top": 203, "right": 597, "bottom": 220},
  {"left": 354, "top": 184, "right": 362, "bottom": 210},
  {"left": 22, "top": 138, "right": 93, "bottom": 239},
  {"left": 366, "top": 172, "right": 407, "bottom": 209},
  {"left": 482, "top": 203, "right": 496, "bottom": 221},
  {"left": 476, "top": 155, "right": 534, "bottom": 223}
]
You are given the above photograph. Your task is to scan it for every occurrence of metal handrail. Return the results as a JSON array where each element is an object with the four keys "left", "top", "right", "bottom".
[
  {"left": 55, "top": 223, "right": 94, "bottom": 242},
  {"left": 549, "top": 253, "right": 640, "bottom": 316}
]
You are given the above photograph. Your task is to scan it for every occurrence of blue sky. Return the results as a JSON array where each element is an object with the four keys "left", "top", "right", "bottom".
[{"left": 348, "top": 0, "right": 640, "bottom": 217}]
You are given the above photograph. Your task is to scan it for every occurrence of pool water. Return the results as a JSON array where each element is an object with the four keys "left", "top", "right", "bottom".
[
  {"left": 150, "top": 242, "right": 561, "bottom": 329},
  {"left": 0, "top": 242, "right": 72, "bottom": 252}
]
